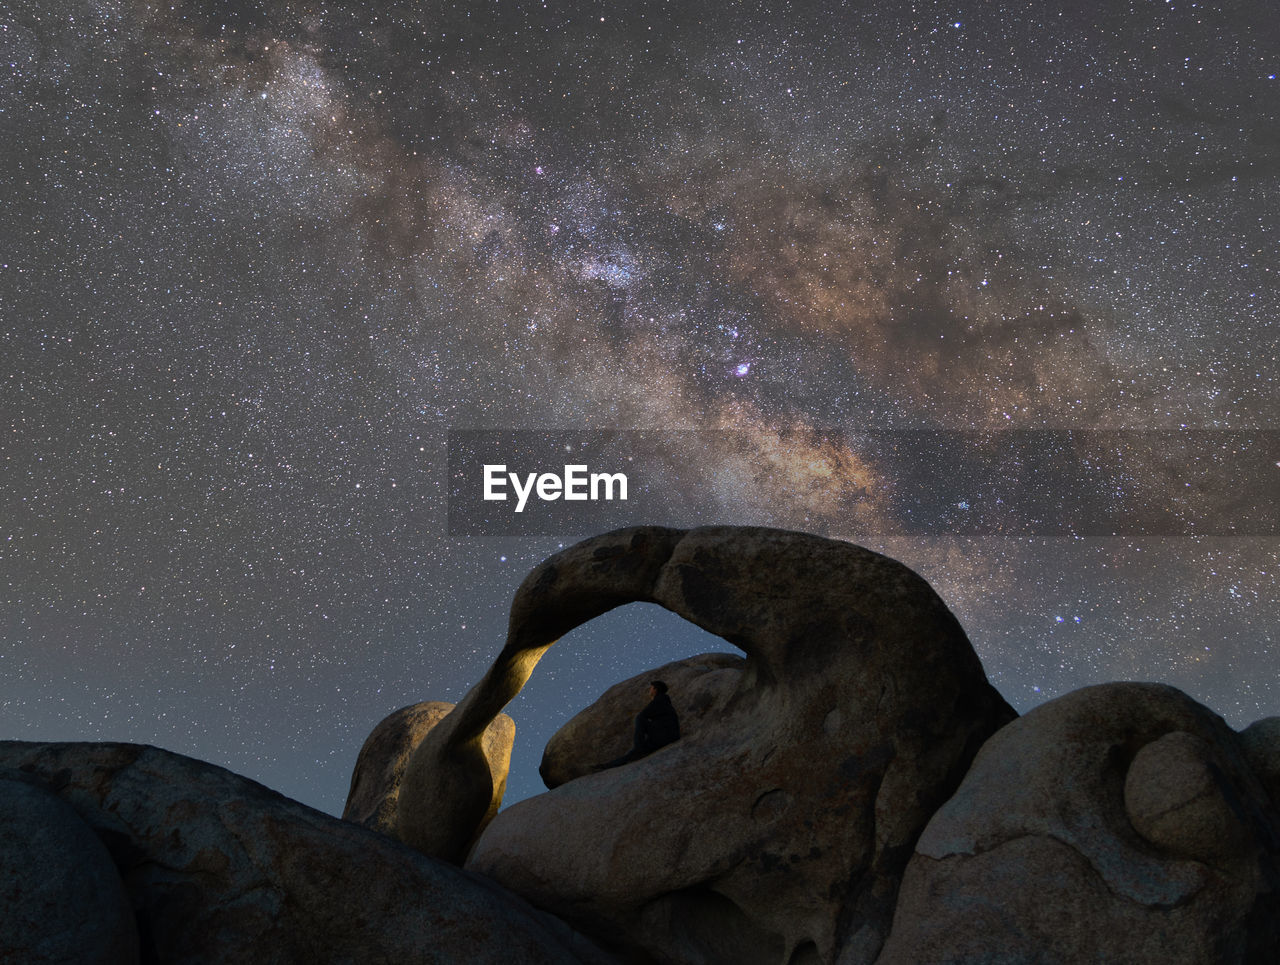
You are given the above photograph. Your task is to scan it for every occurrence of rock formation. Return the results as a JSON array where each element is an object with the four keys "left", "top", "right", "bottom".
[
  {"left": 539, "top": 653, "right": 744, "bottom": 789},
  {"left": 0, "top": 741, "right": 611, "bottom": 965},
  {"left": 1240, "top": 716, "right": 1280, "bottom": 807},
  {"left": 0, "top": 770, "right": 138, "bottom": 964},
  {"left": 8, "top": 525, "right": 1278, "bottom": 964},
  {"left": 877, "top": 683, "right": 1280, "bottom": 964},
  {"left": 397, "top": 525, "right": 1017, "bottom": 964},
  {"left": 344, "top": 700, "right": 514, "bottom": 840}
]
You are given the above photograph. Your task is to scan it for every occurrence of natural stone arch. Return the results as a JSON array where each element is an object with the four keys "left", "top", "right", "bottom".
[
  {"left": 397, "top": 525, "right": 1015, "bottom": 963},
  {"left": 396, "top": 526, "right": 684, "bottom": 862},
  {"left": 398, "top": 523, "right": 906, "bottom": 858}
]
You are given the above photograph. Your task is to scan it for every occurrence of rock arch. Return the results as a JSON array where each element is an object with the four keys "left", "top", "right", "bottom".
[{"left": 397, "top": 525, "right": 1015, "bottom": 963}]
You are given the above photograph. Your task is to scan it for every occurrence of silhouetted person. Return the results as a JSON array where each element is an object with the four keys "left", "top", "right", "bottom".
[{"left": 595, "top": 680, "right": 680, "bottom": 770}]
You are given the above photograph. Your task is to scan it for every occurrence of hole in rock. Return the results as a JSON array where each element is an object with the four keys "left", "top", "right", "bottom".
[{"left": 502, "top": 602, "right": 738, "bottom": 807}]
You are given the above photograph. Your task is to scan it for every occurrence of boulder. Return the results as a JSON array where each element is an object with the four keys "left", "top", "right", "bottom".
[
  {"left": 344, "top": 700, "right": 514, "bottom": 840},
  {"left": 539, "top": 653, "right": 744, "bottom": 788},
  {"left": 403, "top": 525, "right": 1015, "bottom": 964},
  {"left": 0, "top": 741, "right": 613, "bottom": 965},
  {"left": 1124, "top": 729, "right": 1248, "bottom": 861},
  {"left": 0, "top": 770, "right": 139, "bottom": 964},
  {"left": 1239, "top": 716, "right": 1280, "bottom": 807},
  {"left": 876, "top": 683, "right": 1280, "bottom": 965}
]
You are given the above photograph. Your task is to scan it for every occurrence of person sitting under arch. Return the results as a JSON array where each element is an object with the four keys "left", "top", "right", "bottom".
[{"left": 594, "top": 680, "right": 681, "bottom": 770}]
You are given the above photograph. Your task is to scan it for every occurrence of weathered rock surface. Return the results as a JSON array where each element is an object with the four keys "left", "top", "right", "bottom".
[
  {"left": 0, "top": 769, "right": 139, "bottom": 964},
  {"left": 408, "top": 525, "right": 1015, "bottom": 964},
  {"left": 344, "top": 700, "right": 515, "bottom": 840},
  {"left": 0, "top": 741, "right": 612, "bottom": 965},
  {"left": 1124, "top": 729, "right": 1248, "bottom": 861},
  {"left": 539, "top": 653, "right": 744, "bottom": 789},
  {"left": 9, "top": 522, "right": 1277, "bottom": 965},
  {"left": 876, "top": 683, "right": 1280, "bottom": 965},
  {"left": 1240, "top": 716, "right": 1280, "bottom": 807}
]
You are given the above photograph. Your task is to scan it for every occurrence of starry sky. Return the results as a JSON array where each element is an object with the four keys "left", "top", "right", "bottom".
[{"left": 2, "top": 0, "right": 1277, "bottom": 814}]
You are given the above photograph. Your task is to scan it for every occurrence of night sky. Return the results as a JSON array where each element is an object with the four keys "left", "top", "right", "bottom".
[{"left": 2, "top": 0, "right": 1277, "bottom": 815}]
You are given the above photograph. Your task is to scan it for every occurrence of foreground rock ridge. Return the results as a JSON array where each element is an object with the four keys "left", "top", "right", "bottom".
[
  {"left": 3, "top": 525, "right": 1277, "bottom": 965},
  {"left": 0, "top": 741, "right": 610, "bottom": 965}
]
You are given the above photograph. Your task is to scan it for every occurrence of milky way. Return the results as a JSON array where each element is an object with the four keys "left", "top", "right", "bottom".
[{"left": 2, "top": 0, "right": 1277, "bottom": 812}]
